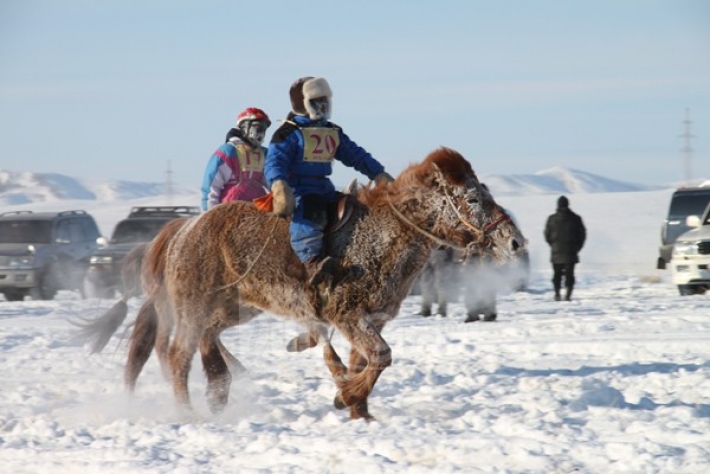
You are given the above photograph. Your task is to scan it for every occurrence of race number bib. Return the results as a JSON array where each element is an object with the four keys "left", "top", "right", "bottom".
[
  {"left": 302, "top": 128, "right": 340, "bottom": 163},
  {"left": 235, "top": 144, "right": 265, "bottom": 172}
]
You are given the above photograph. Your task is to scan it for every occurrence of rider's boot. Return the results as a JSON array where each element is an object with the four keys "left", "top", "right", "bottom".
[{"left": 305, "top": 255, "right": 340, "bottom": 287}]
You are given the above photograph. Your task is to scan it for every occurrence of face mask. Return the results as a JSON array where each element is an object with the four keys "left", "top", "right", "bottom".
[
  {"left": 308, "top": 97, "right": 331, "bottom": 120},
  {"left": 244, "top": 121, "right": 267, "bottom": 146}
]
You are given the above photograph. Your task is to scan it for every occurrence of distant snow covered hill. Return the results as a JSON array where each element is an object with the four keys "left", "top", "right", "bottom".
[
  {"left": 0, "top": 166, "right": 667, "bottom": 206},
  {"left": 0, "top": 170, "right": 197, "bottom": 206},
  {"left": 481, "top": 166, "right": 663, "bottom": 196}
]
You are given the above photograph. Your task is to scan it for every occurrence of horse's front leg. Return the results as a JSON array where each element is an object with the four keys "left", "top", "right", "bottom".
[
  {"left": 345, "top": 349, "right": 371, "bottom": 420},
  {"left": 332, "top": 314, "right": 392, "bottom": 421}
]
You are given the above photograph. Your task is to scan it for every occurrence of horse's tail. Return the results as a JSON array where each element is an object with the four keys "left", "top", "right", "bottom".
[
  {"left": 124, "top": 293, "right": 159, "bottom": 391},
  {"left": 69, "top": 298, "right": 130, "bottom": 354},
  {"left": 69, "top": 240, "right": 153, "bottom": 353},
  {"left": 121, "top": 242, "right": 149, "bottom": 300}
]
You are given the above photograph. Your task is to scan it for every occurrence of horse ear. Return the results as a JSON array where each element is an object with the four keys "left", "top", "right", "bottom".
[{"left": 430, "top": 161, "right": 449, "bottom": 187}]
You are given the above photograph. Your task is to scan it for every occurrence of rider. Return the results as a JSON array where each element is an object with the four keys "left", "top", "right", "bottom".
[
  {"left": 201, "top": 107, "right": 272, "bottom": 211},
  {"left": 265, "top": 76, "right": 393, "bottom": 286}
]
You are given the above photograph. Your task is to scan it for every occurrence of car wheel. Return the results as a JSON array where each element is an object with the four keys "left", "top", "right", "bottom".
[
  {"left": 30, "top": 268, "right": 58, "bottom": 300},
  {"left": 678, "top": 284, "right": 706, "bottom": 296},
  {"left": 3, "top": 291, "right": 27, "bottom": 302}
]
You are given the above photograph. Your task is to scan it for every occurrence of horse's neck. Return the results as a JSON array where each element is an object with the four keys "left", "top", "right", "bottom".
[{"left": 336, "top": 202, "right": 435, "bottom": 282}]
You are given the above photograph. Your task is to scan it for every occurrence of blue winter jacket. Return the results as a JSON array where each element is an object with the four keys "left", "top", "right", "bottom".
[{"left": 264, "top": 114, "right": 385, "bottom": 197}]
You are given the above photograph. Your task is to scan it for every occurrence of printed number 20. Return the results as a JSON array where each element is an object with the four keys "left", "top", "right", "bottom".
[{"left": 310, "top": 133, "right": 337, "bottom": 155}]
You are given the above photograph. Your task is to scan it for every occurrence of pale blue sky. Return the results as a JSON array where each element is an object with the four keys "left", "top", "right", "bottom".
[{"left": 1, "top": 0, "right": 708, "bottom": 188}]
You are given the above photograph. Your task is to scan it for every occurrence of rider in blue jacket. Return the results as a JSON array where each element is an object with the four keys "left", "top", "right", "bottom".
[{"left": 265, "top": 76, "right": 393, "bottom": 286}]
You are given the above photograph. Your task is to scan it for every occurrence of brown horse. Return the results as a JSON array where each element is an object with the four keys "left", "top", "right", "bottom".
[
  {"left": 162, "top": 147, "right": 524, "bottom": 420},
  {"left": 77, "top": 147, "right": 525, "bottom": 420}
]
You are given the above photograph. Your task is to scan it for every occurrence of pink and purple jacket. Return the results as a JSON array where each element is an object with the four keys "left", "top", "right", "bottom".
[{"left": 200, "top": 138, "right": 269, "bottom": 211}]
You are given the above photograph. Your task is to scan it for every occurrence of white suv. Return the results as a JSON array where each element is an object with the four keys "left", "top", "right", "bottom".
[{"left": 670, "top": 206, "right": 710, "bottom": 295}]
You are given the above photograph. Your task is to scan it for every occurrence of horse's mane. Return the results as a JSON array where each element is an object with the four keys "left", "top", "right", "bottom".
[{"left": 359, "top": 147, "right": 475, "bottom": 207}]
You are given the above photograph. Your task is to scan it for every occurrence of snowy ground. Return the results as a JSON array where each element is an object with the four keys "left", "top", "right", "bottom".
[{"left": 1, "top": 189, "right": 710, "bottom": 473}]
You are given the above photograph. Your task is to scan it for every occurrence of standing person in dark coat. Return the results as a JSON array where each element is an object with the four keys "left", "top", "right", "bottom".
[{"left": 544, "top": 195, "right": 586, "bottom": 301}]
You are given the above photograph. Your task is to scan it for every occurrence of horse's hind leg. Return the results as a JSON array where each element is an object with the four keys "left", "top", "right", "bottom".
[
  {"left": 200, "top": 302, "right": 260, "bottom": 412},
  {"left": 199, "top": 328, "right": 232, "bottom": 413},
  {"left": 167, "top": 319, "right": 202, "bottom": 410},
  {"left": 153, "top": 289, "right": 175, "bottom": 381},
  {"left": 124, "top": 296, "right": 159, "bottom": 392}
]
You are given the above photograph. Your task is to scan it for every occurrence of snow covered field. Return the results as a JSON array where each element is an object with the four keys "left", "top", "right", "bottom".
[{"left": 2, "top": 188, "right": 710, "bottom": 473}]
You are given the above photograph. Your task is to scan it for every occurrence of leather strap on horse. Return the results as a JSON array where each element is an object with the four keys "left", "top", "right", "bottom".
[
  {"left": 385, "top": 193, "right": 469, "bottom": 252},
  {"left": 441, "top": 186, "right": 510, "bottom": 236}
]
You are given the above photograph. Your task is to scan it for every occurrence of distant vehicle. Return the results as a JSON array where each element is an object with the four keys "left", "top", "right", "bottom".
[
  {"left": 657, "top": 185, "right": 710, "bottom": 269},
  {"left": 84, "top": 206, "right": 200, "bottom": 298},
  {"left": 670, "top": 201, "right": 710, "bottom": 295},
  {"left": 0, "top": 210, "right": 102, "bottom": 301}
]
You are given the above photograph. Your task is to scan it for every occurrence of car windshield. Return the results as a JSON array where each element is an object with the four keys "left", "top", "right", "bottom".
[
  {"left": 110, "top": 219, "right": 167, "bottom": 244},
  {"left": 668, "top": 194, "right": 710, "bottom": 218},
  {"left": 0, "top": 220, "right": 53, "bottom": 244}
]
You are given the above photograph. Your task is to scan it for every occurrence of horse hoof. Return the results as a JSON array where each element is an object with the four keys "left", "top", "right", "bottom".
[
  {"left": 286, "top": 332, "right": 319, "bottom": 352},
  {"left": 333, "top": 391, "right": 347, "bottom": 410}
]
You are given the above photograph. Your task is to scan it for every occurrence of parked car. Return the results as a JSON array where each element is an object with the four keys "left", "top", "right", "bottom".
[
  {"left": 0, "top": 210, "right": 102, "bottom": 301},
  {"left": 658, "top": 184, "right": 710, "bottom": 269},
  {"left": 83, "top": 206, "right": 200, "bottom": 298},
  {"left": 670, "top": 201, "right": 710, "bottom": 295}
]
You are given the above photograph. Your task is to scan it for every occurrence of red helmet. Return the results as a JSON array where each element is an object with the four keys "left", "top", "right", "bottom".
[{"left": 236, "top": 107, "right": 271, "bottom": 128}]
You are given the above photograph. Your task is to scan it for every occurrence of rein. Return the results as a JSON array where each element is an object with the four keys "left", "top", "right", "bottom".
[
  {"left": 386, "top": 193, "right": 468, "bottom": 252},
  {"left": 215, "top": 217, "right": 279, "bottom": 292}
]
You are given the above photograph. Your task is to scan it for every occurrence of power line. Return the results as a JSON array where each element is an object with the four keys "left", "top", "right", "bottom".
[{"left": 165, "top": 160, "right": 174, "bottom": 205}]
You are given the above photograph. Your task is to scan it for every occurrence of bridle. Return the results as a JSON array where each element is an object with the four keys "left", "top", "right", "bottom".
[
  {"left": 441, "top": 186, "right": 511, "bottom": 235},
  {"left": 385, "top": 183, "right": 511, "bottom": 252}
]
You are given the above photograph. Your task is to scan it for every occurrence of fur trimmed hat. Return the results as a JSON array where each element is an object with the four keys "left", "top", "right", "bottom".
[{"left": 289, "top": 76, "right": 332, "bottom": 116}]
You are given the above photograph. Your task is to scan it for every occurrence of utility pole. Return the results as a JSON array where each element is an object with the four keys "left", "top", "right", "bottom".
[
  {"left": 165, "top": 160, "right": 174, "bottom": 205},
  {"left": 680, "top": 108, "right": 695, "bottom": 185}
]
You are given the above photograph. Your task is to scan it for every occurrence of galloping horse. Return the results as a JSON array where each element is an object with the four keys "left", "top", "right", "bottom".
[{"left": 78, "top": 147, "right": 526, "bottom": 421}]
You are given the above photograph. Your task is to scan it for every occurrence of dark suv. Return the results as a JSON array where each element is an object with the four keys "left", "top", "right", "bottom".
[
  {"left": 0, "top": 210, "right": 102, "bottom": 301},
  {"left": 84, "top": 206, "right": 200, "bottom": 298}
]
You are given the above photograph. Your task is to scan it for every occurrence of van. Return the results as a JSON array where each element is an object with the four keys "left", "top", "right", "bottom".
[{"left": 658, "top": 185, "right": 710, "bottom": 269}]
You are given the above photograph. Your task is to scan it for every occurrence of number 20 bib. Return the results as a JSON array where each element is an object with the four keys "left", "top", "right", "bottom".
[{"left": 302, "top": 128, "right": 340, "bottom": 163}]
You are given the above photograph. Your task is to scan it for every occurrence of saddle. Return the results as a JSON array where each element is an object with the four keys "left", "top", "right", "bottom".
[
  {"left": 325, "top": 193, "right": 356, "bottom": 234},
  {"left": 253, "top": 191, "right": 356, "bottom": 234}
]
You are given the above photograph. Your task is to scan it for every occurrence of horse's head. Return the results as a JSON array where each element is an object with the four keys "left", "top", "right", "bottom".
[{"left": 381, "top": 147, "right": 526, "bottom": 264}]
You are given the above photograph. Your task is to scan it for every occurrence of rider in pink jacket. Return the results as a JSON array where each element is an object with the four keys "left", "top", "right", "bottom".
[{"left": 201, "top": 107, "right": 272, "bottom": 210}]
